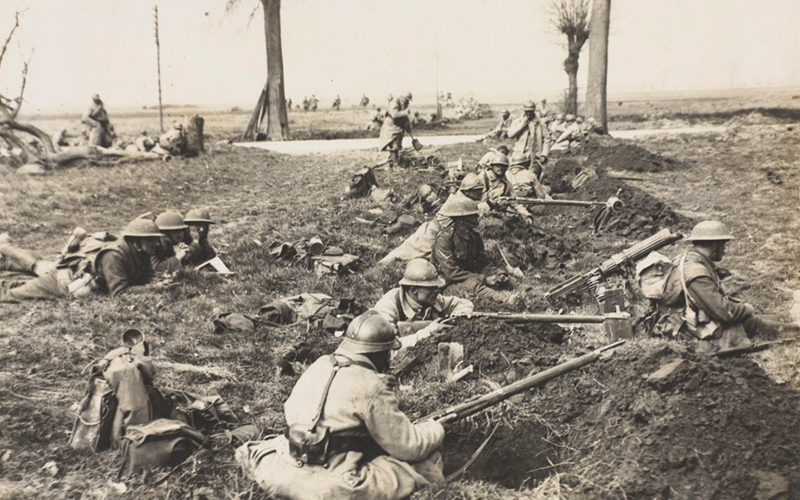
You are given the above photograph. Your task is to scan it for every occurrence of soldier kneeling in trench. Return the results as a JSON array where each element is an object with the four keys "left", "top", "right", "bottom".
[
  {"left": 0, "top": 217, "right": 162, "bottom": 302},
  {"left": 374, "top": 258, "right": 474, "bottom": 347},
  {"left": 643, "top": 220, "right": 779, "bottom": 350},
  {"left": 236, "top": 311, "right": 445, "bottom": 499},
  {"left": 431, "top": 194, "right": 522, "bottom": 307}
]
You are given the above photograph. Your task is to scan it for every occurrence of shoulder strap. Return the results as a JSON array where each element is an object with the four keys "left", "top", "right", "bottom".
[
  {"left": 307, "top": 354, "right": 347, "bottom": 432},
  {"left": 678, "top": 251, "right": 698, "bottom": 311}
]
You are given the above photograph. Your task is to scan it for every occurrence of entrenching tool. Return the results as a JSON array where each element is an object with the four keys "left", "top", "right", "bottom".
[
  {"left": 408, "top": 131, "right": 424, "bottom": 152},
  {"left": 419, "top": 340, "right": 626, "bottom": 424},
  {"left": 498, "top": 246, "right": 524, "bottom": 280},
  {"left": 498, "top": 189, "right": 624, "bottom": 233}
]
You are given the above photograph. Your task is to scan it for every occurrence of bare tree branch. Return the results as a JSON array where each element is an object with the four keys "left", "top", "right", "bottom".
[{"left": 0, "top": 10, "right": 21, "bottom": 72}]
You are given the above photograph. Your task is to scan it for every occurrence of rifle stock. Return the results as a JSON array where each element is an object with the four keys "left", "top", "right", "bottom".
[
  {"left": 420, "top": 340, "right": 625, "bottom": 424},
  {"left": 546, "top": 228, "right": 682, "bottom": 300}
]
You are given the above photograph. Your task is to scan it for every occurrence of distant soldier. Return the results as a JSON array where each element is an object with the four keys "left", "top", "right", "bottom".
[
  {"left": 310, "top": 94, "right": 319, "bottom": 111},
  {"left": 286, "top": 98, "right": 292, "bottom": 111},
  {"left": 508, "top": 100, "right": 551, "bottom": 166},
  {"left": 367, "top": 107, "right": 384, "bottom": 131},
  {"left": 236, "top": 311, "right": 446, "bottom": 499},
  {"left": 0, "top": 218, "right": 161, "bottom": 301},
  {"left": 360, "top": 94, "right": 370, "bottom": 107},
  {"left": 332, "top": 95, "right": 341, "bottom": 111},
  {"left": 302, "top": 97, "right": 310, "bottom": 112},
  {"left": 379, "top": 91, "right": 413, "bottom": 165},
  {"left": 82, "top": 94, "right": 115, "bottom": 147},
  {"left": 554, "top": 114, "right": 583, "bottom": 150},
  {"left": 431, "top": 195, "right": 521, "bottom": 306},
  {"left": 483, "top": 109, "right": 513, "bottom": 140},
  {"left": 374, "top": 259, "right": 474, "bottom": 339},
  {"left": 152, "top": 122, "right": 186, "bottom": 156}
]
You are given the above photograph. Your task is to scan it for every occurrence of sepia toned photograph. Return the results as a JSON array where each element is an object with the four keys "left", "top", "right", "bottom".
[{"left": 0, "top": 0, "right": 798, "bottom": 498}]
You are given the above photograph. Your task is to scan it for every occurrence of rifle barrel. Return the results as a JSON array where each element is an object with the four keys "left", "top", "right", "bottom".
[
  {"left": 456, "top": 312, "right": 625, "bottom": 323},
  {"left": 422, "top": 340, "right": 625, "bottom": 423},
  {"left": 500, "top": 197, "right": 601, "bottom": 208}
]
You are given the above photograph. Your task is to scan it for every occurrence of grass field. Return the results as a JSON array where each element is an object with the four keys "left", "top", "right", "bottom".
[{"left": 1, "top": 91, "right": 799, "bottom": 498}]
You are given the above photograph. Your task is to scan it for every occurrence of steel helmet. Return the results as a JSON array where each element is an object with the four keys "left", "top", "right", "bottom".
[
  {"left": 399, "top": 258, "right": 445, "bottom": 287},
  {"left": 121, "top": 218, "right": 162, "bottom": 239},
  {"left": 338, "top": 310, "right": 401, "bottom": 354},
  {"left": 687, "top": 220, "right": 734, "bottom": 242},
  {"left": 565, "top": 114, "right": 576, "bottom": 122},
  {"left": 459, "top": 172, "right": 484, "bottom": 193},
  {"left": 576, "top": 116, "right": 584, "bottom": 124},
  {"left": 522, "top": 100, "right": 537, "bottom": 111},
  {"left": 509, "top": 152, "right": 531, "bottom": 167},
  {"left": 155, "top": 211, "right": 188, "bottom": 231},
  {"left": 438, "top": 193, "right": 480, "bottom": 217},
  {"left": 404, "top": 91, "right": 413, "bottom": 100},
  {"left": 184, "top": 208, "right": 215, "bottom": 225},
  {"left": 489, "top": 152, "right": 509, "bottom": 167},
  {"left": 501, "top": 109, "right": 510, "bottom": 117}
]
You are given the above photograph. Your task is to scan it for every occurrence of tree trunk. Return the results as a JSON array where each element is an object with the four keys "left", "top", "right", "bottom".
[
  {"left": 565, "top": 64, "right": 579, "bottom": 115},
  {"left": 262, "top": 0, "right": 289, "bottom": 140},
  {"left": 563, "top": 41, "right": 581, "bottom": 115},
  {"left": 183, "top": 115, "right": 204, "bottom": 156},
  {"left": 586, "top": 0, "right": 610, "bottom": 132}
]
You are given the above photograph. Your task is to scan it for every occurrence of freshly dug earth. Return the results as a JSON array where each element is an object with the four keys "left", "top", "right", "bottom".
[
  {"left": 567, "top": 176, "right": 694, "bottom": 239},
  {"left": 581, "top": 136, "right": 688, "bottom": 173},
  {"left": 530, "top": 344, "right": 800, "bottom": 498}
]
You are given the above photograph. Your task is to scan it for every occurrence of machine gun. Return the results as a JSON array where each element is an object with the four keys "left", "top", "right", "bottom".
[
  {"left": 420, "top": 340, "right": 625, "bottom": 424},
  {"left": 546, "top": 228, "right": 682, "bottom": 301}
]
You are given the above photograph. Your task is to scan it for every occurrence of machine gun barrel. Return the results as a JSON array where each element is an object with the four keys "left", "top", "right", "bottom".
[
  {"left": 546, "top": 228, "right": 682, "bottom": 300},
  {"left": 421, "top": 340, "right": 625, "bottom": 424}
]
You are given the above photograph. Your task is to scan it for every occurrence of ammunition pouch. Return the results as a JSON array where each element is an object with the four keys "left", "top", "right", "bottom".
[{"left": 286, "top": 424, "right": 331, "bottom": 466}]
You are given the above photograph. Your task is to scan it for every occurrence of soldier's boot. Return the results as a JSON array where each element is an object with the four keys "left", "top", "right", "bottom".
[{"left": 0, "top": 243, "right": 39, "bottom": 274}]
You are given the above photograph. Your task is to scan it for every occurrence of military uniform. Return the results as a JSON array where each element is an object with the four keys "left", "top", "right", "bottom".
[
  {"left": 485, "top": 115, "right": 512, "bottom": 139},
  {"left": 378, "top": 95, "right": 412, "bottom": 153},
  {"left": 508, "top": 115, "right": 551, "bottom": 159},
  {"left": 82, "top": 99, "right": 114, "bottom": 147},
  {"left": 374, "top": 286, "right": 473, "bottom": 330},
  {"left": 0, "top": 237, "right": 154, "bottom": 302},
  {"left": 678, "top": 248, "right": 760, "bottom": 348},
  {"left": 431, "top": 222, "right": 515, "bottom": 304},
  {"left": 236, "top": 350, "right": 445, "bottom": 499}
]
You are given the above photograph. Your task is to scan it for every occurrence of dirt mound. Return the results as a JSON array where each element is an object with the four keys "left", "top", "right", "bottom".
[
  {"left": 580, "top": 136, "right": 686, "bottom": 173},
  {"left": 541, "top": 157, "right": 582, "bottom": 193},
  {"left": 442, "top": 343, "right": 800, "bottom": 495},
  {"left": 527, "top": 345, "right": 800, "bottom": 498},
  {"left": 395, "top": 319, "right": 566, "bottom": 381},
  {"left": 567, "top": 176, "right": 693, "bottom": 238}
]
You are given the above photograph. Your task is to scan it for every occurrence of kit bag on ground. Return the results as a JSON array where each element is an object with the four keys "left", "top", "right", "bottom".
[
  {"left": 635, "top": 251, "right": 682, "bottom": 305},
  {"left": 165, "top": 390, "right": 239, "bottom": 432},
  {"left": 119, "top": 418, "right": 206, "bottom": 475},
  {"left": 69, "top": 339, "right": 165, "bottom": 452}
]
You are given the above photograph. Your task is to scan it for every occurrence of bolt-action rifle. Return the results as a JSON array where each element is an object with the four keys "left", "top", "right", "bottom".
[{"left": 419, "top": 340, "right": 625, "bottom": 424}]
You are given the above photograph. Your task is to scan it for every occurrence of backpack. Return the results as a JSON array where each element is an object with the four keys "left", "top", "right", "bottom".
[
  {"left": 635, "top": 251, "right": 682, "bottom": 305},
  {"left": 119, "top": 419, "right": 205, "bottom": 475}
]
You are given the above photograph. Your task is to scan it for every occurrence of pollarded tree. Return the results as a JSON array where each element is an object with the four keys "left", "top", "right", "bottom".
[
  {"left": 229, "top": 0, "right": 290, "bottom": 140},
  {"left": 549, "top": 0, "right": 590, "bottom": 115}
]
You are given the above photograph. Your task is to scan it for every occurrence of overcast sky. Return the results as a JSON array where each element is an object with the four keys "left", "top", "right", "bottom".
[{"left": 1, "top": 0, "right": 798, "bottom": 114}]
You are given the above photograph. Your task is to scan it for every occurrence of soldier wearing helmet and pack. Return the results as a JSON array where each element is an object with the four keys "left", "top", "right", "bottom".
[
  {"left": 478, "top": 151, "right": 537, "bottom": 222},
  {"left": 379, "top": 91, "right": 413, "bottom": 166},
  {"left": 640, "top": 220, "right": 777, "bottom": 350},
  {"left": 374, "top": 258, "right": 474, "bottom": 342},
  {"left": 377, "top": 175, "right": 485, "bottom": 266},
  {"left": 0, "top": 217, "right": 160, "bottom": 301},
  {"left": 431, "top": 194, "right": 521, "bottom": 307},
  {"left": 236, "top": 310, "right": 445, "bottom": 499},
  {"left": 506, "top": 152, "right": 550, "bottom": 199},
  {"left": 507, "top": 100, "right": 551, "bottom": 167},
  {"left": 183, "top": 208, "right": 218, "bottom": 266}
]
